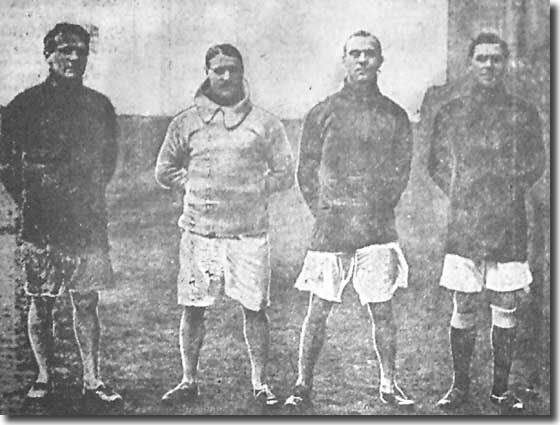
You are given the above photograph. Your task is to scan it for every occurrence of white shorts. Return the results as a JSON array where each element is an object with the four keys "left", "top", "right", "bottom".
[
  {"left": 177, "top": 231, "right": 270, "bottom": 311},
  {"left": 295, "top": 242, "right": 408, "bottom": 304},
  {"left": 439, "top": 254, "right": 532, "bottom": 293}
]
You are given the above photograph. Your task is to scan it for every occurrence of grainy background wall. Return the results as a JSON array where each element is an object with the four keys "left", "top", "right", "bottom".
[
  {"left": 447, "top": 0, "right": 549, "bottom": 81},
  {"left": 0, "top": 0, "right": 447, "bottom": 119}
]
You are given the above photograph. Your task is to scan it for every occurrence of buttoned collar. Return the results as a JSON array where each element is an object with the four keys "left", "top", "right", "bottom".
[{"left": 194, "top": 79, "right": 252, "bottom": 129}]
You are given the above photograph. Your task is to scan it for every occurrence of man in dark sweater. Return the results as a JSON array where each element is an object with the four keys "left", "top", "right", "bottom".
[
  {"left": 284, "top": 30, "right": 414, "bottom": 411},
  {"left": 0, "top": 23, "right": 121, "bottom": 405},
  {"left": 428, "top": 33, "right": 545, "bottom": 413}
]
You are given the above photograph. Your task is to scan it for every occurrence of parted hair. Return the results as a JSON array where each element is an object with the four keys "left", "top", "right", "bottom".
[{"left": 205, "top": 43, "right": 244, "bottom": 70}]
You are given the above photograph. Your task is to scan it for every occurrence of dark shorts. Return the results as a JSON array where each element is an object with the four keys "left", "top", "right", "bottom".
[{"left": 18, "top": 242, "right": 113, "bottom": 297}]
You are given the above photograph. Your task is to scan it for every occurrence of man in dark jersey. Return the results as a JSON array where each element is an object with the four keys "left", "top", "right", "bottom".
[
  {"left": 0, "top": 23, "right": 121, "bottom": 405},
  {"left": 284, "top": 30, "right": 414, "bottom": 411},
  {"left": 429, "top": 33, "right": 545, "bottom": 413}
]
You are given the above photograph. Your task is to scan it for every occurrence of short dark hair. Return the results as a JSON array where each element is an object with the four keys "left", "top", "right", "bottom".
[
  {"left": 43, "top": 23, "right": 90, "bottom": 57},
  {"left": 343, "top": 30, "right": 382, "bottom": 56},
  {"left": 205, "top": 44, "right": 244, "bottom": 70},
  {"left": 468, "top": 32, "right": 509, "bottom": 58}
]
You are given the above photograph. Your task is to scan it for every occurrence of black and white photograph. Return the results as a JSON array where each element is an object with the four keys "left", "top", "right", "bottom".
[{"left": 0, "top": 0, "right": 551, "bottom": 416}]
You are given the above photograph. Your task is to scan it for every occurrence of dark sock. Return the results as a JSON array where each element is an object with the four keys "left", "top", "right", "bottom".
[
  {"left": 450, "top": 326, "right": 476, "bottom": 392},
  {"left": 491, "top": 325, "right": 516, "bottom": 396}
]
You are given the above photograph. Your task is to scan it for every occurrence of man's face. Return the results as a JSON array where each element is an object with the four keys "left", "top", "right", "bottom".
[
  {"left": 343, "top": 35, "right": 383, "bottom": 85},
  {"left": 206, "top": 54, "right": 244, "bottom": 101},
  {"left": 46, "top": 33, "right": 88, "bottom": 80},
  {"left": 470, "top": 43, "right": 507, "bottom": 88}
]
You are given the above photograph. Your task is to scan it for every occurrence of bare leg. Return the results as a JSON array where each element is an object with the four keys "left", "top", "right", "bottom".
[
  {"left": 180, "top": 306, "right": 206, "bottom": 384},
  {"left": 69, "top": 290, "right": 102, "bottom": 390},
  {"left": 161, "top": 306, "right": 205, "bottom": 404},
  {"left": 295, "top": 294, "right": 333, "bottom": 390},
  {"left": 367, "top": 300, "right": 396, "bottom": 392},
  {"left": 28, "top": 296, "right": 56, "bottom": 385},
  {"left": 242, "top": 307, "right": 269, "bottom": 390}
]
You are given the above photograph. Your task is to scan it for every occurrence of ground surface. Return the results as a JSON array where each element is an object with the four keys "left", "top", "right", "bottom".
[{"left": 0, "top": 123, "right": 551, "bottom": 416}]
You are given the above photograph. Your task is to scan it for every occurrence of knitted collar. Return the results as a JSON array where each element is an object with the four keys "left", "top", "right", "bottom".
[
  {"left": 470, "top": 82, "right": 508, "bottom": 105},
  {"left": 340, "top": 79, "right": 382, "bottom": 104},
  {"left": 194, "top": 79, "right": 252, "bottom": 129},
  {"left": 45, "top": 73, "right": 84, "bottom": 92}
]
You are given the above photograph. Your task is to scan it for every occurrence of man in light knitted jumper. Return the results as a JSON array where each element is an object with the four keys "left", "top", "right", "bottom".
[{"left": 155, "top": 43, "right": 294, "bottom": 408}]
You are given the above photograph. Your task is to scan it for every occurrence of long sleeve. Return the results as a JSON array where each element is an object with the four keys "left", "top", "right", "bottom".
[
  {"left": 428, "top": 110, "right": 453, "bottom": 195},
  {"left": 102, "top": 100, "right": 119, "bottom": 185},
  {"left": 514, "top": 106, "right": 545, "bottom": 188},
  {"left": 155, "top": 116, "right": 189, "bottom": 190},
  {"left": 296, "top": 104, "right": 326, "bottom": 217},
  {"left": 264, "top": 118, "right": 294, "bottom": 194},
  {"left": 385, "top": 110, "right": 413, "bottom": 207},
  {"left": 0, "top": 100, "right": 23, "bottom": 204}
]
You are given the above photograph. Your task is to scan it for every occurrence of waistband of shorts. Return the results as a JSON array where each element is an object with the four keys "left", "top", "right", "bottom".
[
  {"left": 185, "top": 229, "right": 268, "bottom": 240},
  {"left": 308, "top": 240, "right": 400, "bottom": 255}
]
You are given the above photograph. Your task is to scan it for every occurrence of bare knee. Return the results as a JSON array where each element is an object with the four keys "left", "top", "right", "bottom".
[
  {"left": 306, "top": 295, "right": 333, "bottom": 325},
  {"left": 30, "top": 296, "right": 55, "bottom": 316},
  {"left": 451, "top": 291, "right": 479, "bottom": 329},
  {"left": 183, "top": 306, "right": 205, "bottom": 323},
  {"left": 70, "top": 290, "right": 99, "bottom": 313},
  {"left": 28, "top": 297, "right": 55, "bottom": 331},
  {"left": 242, "top": 306, "right": 267, "bottom": 322},
  {"left": 368, "top": 300, "right": 393, "bottom": 325}
]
